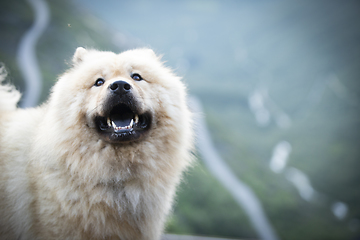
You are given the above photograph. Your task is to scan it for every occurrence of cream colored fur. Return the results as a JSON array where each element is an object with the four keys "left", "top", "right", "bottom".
[{"left": 0, "top": 48, "right": 193, "bottom": 240}]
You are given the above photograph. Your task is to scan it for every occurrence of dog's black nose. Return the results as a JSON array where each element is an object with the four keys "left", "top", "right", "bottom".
[{"left": 109, "top": 81, "right": 131, "bottom": 95}]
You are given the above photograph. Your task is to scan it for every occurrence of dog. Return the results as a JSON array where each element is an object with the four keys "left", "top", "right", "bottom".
[{"left": 0, "top": 48, "right": 193, "bottom": 240}]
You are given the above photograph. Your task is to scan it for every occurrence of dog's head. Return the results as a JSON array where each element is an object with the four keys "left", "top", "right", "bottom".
[{"left": 50, "top": 47, "right": 187, "bottom": 144}]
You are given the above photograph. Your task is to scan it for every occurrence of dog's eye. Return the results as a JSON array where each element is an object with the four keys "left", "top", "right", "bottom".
[
  {"left": 94, "top": 78, "right": 105, "bottom": 87},
  {"left": 131, "top": 73, "right": 143, "bottom": 81}
]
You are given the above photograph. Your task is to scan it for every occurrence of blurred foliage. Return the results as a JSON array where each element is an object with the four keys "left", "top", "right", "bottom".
[
  {"left": 166, "top": 161, "right": 256, "bottom": 239},
  {"left": 1, "top": 1, "right": 360, "bottom": 240}
]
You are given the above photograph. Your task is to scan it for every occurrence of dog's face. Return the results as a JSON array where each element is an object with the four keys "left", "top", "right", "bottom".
[{"left": 51, "top": 48, "right": 185, "bottom": 144}]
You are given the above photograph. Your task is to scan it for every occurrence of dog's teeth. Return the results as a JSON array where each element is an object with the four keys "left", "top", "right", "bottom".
[
  {"left": 111, "top": 119, "right": 134, "bottom": 132},
  {"left": 107, "top": 117, "right": 112, "bottom": 127},
  {"left": 111, "top": 121, "right": 117, "bottom": 129},
  {"left": 134, "top": 115, "right": 139, "bottom": 124}
]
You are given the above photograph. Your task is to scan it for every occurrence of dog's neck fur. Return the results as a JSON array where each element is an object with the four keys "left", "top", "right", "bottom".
[{"left": 25, "top": 107, "right": 179, "bottom": 238}]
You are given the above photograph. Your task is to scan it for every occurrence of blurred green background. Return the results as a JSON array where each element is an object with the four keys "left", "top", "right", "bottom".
[{"left": 1, "top": 1, "right": 360, "bottom": 239}]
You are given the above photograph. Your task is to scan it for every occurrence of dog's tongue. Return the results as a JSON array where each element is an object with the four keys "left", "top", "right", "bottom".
[{"left": 111, "top": 112, "right": 133, "bottom": 127}]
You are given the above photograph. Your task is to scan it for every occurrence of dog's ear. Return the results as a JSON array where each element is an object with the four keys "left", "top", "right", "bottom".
[
  {"left": 144, "top": 48, "right": 156, "bottom": 57},
  {"left": 72, "top": 47, "right": 87, "bottom": 65},
  {"left": 143, "top": 48, "right": 163, "bottom": 60}
]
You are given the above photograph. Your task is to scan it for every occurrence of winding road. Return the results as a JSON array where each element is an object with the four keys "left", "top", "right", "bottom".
[
  {"left": 190, "top": 97, "right": 279, "bottom": 240},
  {"left": 17, "top": 0, "right": 50, "bottom": 108}
]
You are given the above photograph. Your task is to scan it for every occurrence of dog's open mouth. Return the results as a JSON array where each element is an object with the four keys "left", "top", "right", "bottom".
[{"left": 95, "top": 104, "right": 151, "bottom": 143}]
